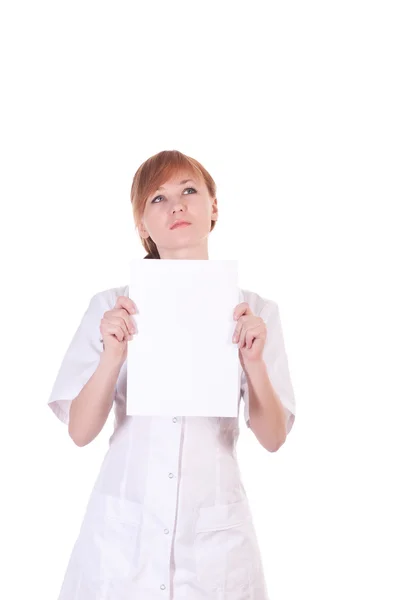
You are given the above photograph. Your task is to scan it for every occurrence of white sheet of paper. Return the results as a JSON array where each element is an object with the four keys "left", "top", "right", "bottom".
[{"left": 126, "top": 259, "right": 240, "bottom": 417}]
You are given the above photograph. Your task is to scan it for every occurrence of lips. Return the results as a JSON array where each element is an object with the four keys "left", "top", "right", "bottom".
[{"left": 170, "top": 220, "right": 191, "bottom": 230}]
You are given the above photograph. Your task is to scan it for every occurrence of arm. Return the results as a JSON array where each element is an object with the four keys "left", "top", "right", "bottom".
[
  {"left": 235, "top": 299, "right": 295, "bottom": 451},
  {"left": 68, "top": 353, "right": 123, "bottom": 447},
  {"left": 244, "top": 358, "right": 287, "bottom": 452}
]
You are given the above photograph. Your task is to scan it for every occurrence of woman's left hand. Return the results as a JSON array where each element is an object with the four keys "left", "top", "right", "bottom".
[{"left": 233, "top": 302, "right": 267, "bottom": 366}]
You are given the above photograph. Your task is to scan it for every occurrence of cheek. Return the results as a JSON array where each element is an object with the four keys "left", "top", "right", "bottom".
[
  {"left": 144, "top": 210, "right": 165, "bottom": 234},
  {"left": 193, "top": 200, "right": 213, "bottom": 223},
  {"left": 193, "top": 214, "right": 211, "bottom": 231}
]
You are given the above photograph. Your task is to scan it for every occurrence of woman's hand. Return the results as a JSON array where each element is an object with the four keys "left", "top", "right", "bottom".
[
  {"left": 232, "top": 302, "right": 267, "bottom": 367},
  {"left": 100, "top": 296, "right": 137, "bottom": 364}
]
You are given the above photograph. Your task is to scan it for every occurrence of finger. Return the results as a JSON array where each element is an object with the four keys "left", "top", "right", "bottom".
[
  {"left": 244, "top": 324, "right": 265, "bottom": 349},
  {"left": 102, "top": 322, "right": 125, "bottom": 342},
  {"left": 115, "top": 295, "right": 137, "bottom": 316},
  {"left": 245, "top": 325, "right": 263, "bottom": 349},
  {"left": 116, "top": 308, "right": 136, "bottom": 334},
  {"left": 238, "top": 323, "right": 247, "bottom": 348},
  {"left": 233, "top": 302, "right": 252, "bottom": 321},
  {"left": 233, "top": 317, "right": 245, "bottom": 343},
  {"left": 115, "top": 315, "right": 132, "bottom": 339},
  {"left": 245, "top": 331, "right": 255, "bottom": 349},
  {"left": 233, "top": 314, "right": 249, "bottom": 343},
  {"left": 105, "top": 309, "right": 136, "bottom": 335},
  {"left": 103, "top": 316, "right": 130, "bottom": 341}
]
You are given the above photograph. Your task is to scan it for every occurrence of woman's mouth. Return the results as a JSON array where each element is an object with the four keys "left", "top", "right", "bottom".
[{"left": 170, "top": 221, "right": 191, "bottom": 230}]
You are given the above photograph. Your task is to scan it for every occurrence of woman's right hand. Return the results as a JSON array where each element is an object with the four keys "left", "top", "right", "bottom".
[{"left": 100, "top": 296, "right": 137, "bottom": 364}]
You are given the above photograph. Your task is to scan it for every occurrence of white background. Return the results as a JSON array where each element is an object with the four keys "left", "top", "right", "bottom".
[{"left": 1, "top": 1, "right": 397, "bottom": 599}]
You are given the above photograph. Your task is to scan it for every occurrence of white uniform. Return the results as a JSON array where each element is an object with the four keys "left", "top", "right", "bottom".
[{"left": 48, "top": 284, "right": 296, "bottom": 600}]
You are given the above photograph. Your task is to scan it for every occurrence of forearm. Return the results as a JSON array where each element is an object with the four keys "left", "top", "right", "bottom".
[
  {"left": 244, "top": 359, "right": 287, "bottom": 451},
  {"left": 68, "top": 353, "right": 123, "bottom": 447}
]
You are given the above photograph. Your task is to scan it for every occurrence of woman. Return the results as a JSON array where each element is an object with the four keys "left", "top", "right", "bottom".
[{"left": 48, "top": 149, "right": 296, "bottom": 599}]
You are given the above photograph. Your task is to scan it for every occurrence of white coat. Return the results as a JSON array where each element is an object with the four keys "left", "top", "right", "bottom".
[{"left": 48, "top": 284, "right": 296, "bottom": 599}]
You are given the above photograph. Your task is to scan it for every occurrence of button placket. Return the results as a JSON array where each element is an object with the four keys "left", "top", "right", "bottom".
[{"left": 144, "top": 413, "right": 182, "bottom": 596}]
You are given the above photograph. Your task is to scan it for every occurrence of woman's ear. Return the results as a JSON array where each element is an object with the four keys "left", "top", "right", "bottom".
[
  {"left": 138, "top": 221, "right": 150, "bottom": 239},
  {"left": 211, "top": 197, "right": 218, "bottom": 221}
]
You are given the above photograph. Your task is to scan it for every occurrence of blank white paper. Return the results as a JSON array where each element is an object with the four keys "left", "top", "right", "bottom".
[{"left": 126, "top": 259, "right": 240, "bottom": 417}]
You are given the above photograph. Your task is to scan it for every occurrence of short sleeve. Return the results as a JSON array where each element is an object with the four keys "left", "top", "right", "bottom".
[
  {"left": 240, "top": 300, "right": 296, "bottom": 434},
  {"left": 47, "top": 292, "right": 109, "bottom": 425}
]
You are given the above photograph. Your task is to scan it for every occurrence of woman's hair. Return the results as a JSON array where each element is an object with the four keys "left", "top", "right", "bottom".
[{"left": 130, "top": 150, "right": 217, "bottom": 259}]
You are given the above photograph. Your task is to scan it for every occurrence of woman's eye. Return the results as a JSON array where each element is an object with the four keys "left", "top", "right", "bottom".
[{"left": 151, "top": 187, "right": 196, "bottom": 203}]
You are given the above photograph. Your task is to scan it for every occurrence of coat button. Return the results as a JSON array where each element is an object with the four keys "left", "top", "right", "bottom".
[
  {"left": 172, "top": 417, "right": 177, "bottom": 423},
  {"left": 168, "top": 473, "right": 174, "bottom": 478},
  {"left": 160, "top": 584, "right": 166, "bottom": 590},
  {"left": 164, "top": 528, "right": 169, "bottom": 534}
]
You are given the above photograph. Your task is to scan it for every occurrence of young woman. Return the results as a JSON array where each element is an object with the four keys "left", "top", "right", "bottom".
[{"left": 48, "top": 149, "right": 296, "bottom": 599}]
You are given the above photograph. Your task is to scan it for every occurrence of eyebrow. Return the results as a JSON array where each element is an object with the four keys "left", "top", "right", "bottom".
[{"left": 157, "top": 179, "right": 196, "bottom": 191}]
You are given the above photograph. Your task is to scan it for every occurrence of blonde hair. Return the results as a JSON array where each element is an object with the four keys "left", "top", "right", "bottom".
[{"left": 130, "top": 150, "right": 217, "bottom": 258}]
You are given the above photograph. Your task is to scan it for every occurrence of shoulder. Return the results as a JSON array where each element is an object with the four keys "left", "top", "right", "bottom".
[{"left": 239, "top": 288, "right": 278, "bottom": 319}]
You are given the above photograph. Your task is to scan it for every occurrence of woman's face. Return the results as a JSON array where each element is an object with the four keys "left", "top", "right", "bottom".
[{"left": 138, "top": 170, "right": 218, "bottom": 259}]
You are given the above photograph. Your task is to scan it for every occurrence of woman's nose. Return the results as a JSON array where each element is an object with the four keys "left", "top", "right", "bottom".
[{"left": 171, "top": 202, "right": 185, "bottom": 213}]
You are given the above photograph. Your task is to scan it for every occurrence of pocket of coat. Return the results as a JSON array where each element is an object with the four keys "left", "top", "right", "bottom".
[
  {"left": 76, "top": 493, "right": 143, "bottom": 582},
  {"left": 194, "top": 499, "right": 253, "bottom": 593}
]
